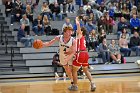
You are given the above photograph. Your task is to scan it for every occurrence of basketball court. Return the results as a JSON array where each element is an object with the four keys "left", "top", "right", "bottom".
[{"left": 0, "top": 73, "right": 140, "bottom": 93}]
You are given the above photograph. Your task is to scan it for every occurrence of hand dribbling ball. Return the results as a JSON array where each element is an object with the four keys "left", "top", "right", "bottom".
[{"left": 33, "top": 39, "right": 43, "bottom": 49}]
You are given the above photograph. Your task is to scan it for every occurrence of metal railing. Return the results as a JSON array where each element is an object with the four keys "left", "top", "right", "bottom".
[
  {"left": 10, "top": 46, "right": 15, "bottom": 71},
  {"left": 0, "top": 23, "right": 4, "bottom": 45}
]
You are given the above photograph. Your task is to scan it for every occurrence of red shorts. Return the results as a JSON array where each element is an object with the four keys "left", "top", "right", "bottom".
[{"left": 73, "top": 51, "right": 89, "bottom": 67}]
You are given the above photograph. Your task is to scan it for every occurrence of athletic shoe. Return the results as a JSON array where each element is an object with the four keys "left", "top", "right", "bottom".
[
  {"left": 55, "top": 72, "right": 59, "bottom": 78},
  {"left": 63, "top": 72, "right": 66, "bottom": 78},
  {"left": 68, "top": 85, "right": 78, "bottom": 91},
  {"left": 91, "top": 83, "right": 96, "bottom": 91}
]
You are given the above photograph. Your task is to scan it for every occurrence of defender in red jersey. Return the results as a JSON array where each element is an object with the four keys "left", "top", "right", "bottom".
[{"left": 68, "top": 17, "right": 96, "bottom": 91}]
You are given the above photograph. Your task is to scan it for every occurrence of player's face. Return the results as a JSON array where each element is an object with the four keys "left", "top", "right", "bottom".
[{"left": 64, "top": 30, "right": 72, "bottom": 37}]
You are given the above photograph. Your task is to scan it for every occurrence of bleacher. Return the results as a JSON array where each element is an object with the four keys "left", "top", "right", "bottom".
[{"left": 0, "top": 0, "right": 140, "bottom": 79}]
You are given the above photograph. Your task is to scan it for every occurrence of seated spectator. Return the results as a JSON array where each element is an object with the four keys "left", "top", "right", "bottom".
[
  {"left": 85, "top": 18, "right": 96, "bottom": 34},
  {"left": 11, "top": 6, "right": 23, "bottom": 25},
  {"left": 32, "top": 15, "right": 44, "bottom": 36},
  {"left": 62, "top": 17, "right": 73, "bottom": 33},
  {"left": 25, "top": 4, "right": 33, "bottom": 22},
  {"left": 89, "top": 13, "right": 96, "bottom": 24},
  {"left": 121, "top": 3, "right": 130, "bottom": 20},
  {"left": 98, "top": 29, "right": 106, "bottom": 44},
  {"left": 119, "top": 34, "right": 131, "bottom": 57},
  {"left": 117, "top": 17, "right": 129, "bottom": 38},
  {"left": 130, "top": 31, "right": 140, "bottom": 56},
  {"left": 67, "top": 0, "right": 75, "bottom": 13},
  {"left": 5, "top": 1, "right": 13, "bottom": 17},
  {"left": 20, "top": 14, "right": 30, "bottom": 35},
  {"left": 130, "top": 6, "right": 138, "bottom": 17},
  {"left": 130, "top": 14, "right": 140, "bottom": 34},
  {"left": 104, "top": 11, "right": 113, "bottom": 34},
  {"left": 17, "top": 24, "right": 34, "bottom": 47},
  {"left": 76, "top": 6, "right": 85, "bottom": 17},
  {"left": 89, "top": 30, "right": 98, "bottom": 51},
  {"left": 43, "top": 15, "right": 51, "bottom": 35},
  {"left": 98, "top": 38, "right": 110, "bottom": 64},
  {"left": 119, "top": 28, "right": 130, "bottom": 42},
  {"left": 57, "top": 0, "right": 68, "bottom": 13},
  {"left": 109, "top": 40, "right": 121, "bottom": 63},
  {"left": 98, "top": 16, "right": 106, "bottom": 33},
  {"left": 14, "top": 0, "right": 23, "bottom": 9},
  {"left": 52, "top": 51, "right": 66, "bottom": 78},
  {"left": 41, "top": 2, "right": 51, "bottom": 20},
  {"left": 86, "top": 7, "right": 93, "bottom": 17},
  {"left": 51, "top": 2, "right": 63, "bottom": 21}
]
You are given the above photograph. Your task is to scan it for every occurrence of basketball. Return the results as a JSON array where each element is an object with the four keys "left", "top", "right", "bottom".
[{"left": 33, "top": 39, "right": 43, "bottom": 49}]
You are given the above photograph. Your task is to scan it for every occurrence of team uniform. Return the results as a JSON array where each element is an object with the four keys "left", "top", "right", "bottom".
[
  {"left": 59, "top": 35, "right": 74, "bottom": 65},
  {"left": 73, "top": 36, "right": 89, "bottom": 66}
]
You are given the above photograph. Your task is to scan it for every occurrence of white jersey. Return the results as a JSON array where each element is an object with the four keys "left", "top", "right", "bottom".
[{"left": 59, "top": 35, "right": 74, "bottom": 65}]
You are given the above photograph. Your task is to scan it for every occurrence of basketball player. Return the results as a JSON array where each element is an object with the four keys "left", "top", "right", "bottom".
[
  {"left": 43, "top": 26, "right": 76, "bottom": 84},
  {"left": 68, "top": 17, "right": 96, "bottom": 91}
]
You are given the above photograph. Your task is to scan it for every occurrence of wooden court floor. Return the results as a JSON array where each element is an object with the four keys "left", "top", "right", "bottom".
[{"left": 0, "top": 73, "right": 140, "bottom": 93}]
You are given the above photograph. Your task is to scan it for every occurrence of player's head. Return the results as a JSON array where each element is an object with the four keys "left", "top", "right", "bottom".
[
  {"left": 80, "top": 27, "right": 87, "bottom": 36},
  {"left": 63, "top": 26, "right": 73, "bottom": 36}
]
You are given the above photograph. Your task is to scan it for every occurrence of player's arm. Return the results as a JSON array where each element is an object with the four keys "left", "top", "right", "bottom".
[
  {"left": 75, "top": 17, "right": 82, "bottom": 36},
  {"left": 43, "top": 36, "right": 60, "bottom": 47},
  {"left": 64, "top": 39, "right": 76, "bottom": 62}
]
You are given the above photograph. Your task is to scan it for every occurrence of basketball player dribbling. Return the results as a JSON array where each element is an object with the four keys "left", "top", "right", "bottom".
[
  {"left": 68, "top": 17, "right": 96, "bottom": 91},
  {"left": 43, "top": 26, "right": 76, "bottom": 84}
]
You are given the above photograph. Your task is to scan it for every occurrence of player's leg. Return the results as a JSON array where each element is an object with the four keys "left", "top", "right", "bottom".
[
  {"left": 63, "top": 65, "right": 73, "bottom": 82},
  {"left": 68, "top": 65, "right": 80, "bottom": 91},
  {"left": 82, "top": 66, "right": 96, "bottom": 91}
]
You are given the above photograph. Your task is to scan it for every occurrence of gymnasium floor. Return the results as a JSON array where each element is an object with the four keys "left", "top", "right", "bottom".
[{"left": 0, "top": 73, "right": 140, "bottom": 93}]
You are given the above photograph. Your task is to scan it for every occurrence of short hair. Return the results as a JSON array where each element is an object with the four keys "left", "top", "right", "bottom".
[{"left": 63, "top": 26, "right": 73, "bottom": 32}]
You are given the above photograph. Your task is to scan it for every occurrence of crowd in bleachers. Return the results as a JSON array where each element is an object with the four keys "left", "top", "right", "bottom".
[{"left": 3, "top": 0, "right": 140, "bottom": 64}]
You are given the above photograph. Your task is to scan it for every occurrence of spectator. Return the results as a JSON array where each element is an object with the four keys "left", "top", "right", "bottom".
[
  {"left": 98, "top": 38, "right": 110, "bottom": 64},
  {"left": 130, "top": 31, "right": 140, "bottom": 56},
  {"left": 41, "top": 2, "right": 51, "bottom": 20},
  {"left": 98, "top": 16, "right": 106, "bottom": 33},
  {"left": 98, "top": 29, "right": 106, "bottom": 44},
  {"left": 86, "top": 7, "right": 93, "bottom": 17},
  {"left": 32, "top": 15, "right": 44, "bottom": 36},
  {"left": 51, "top": 2, "right": 63, "bottom": 21},
  {"left": 121, "top": 3, "right": 130, "bottom": 20},
  {"left": 76, "top": 6, "right": 85, "bottom": 16},
  {"left": 52, "top": 52, "right": 66, "bottom": 78},
  {"left": 85, "top": 18, "right": 96, "bottom": 34},
  {"left": 17, "top": 24, "right": 34, "bottom": 47},
  {"left": 25, "top": 4, "right": 33, "bottom": 22},
  {"left": 11, "top": 6, "right": 23, "bottom": 25},
  {"left": 14, "top": 0, "right": 23, "bottom": 9},
  {"left": 130, "top": 14, "right": 140, "bottom": 34},
  {"left": 20, "top": 14, "right": 30, "bottom": 35},
  {"left": 62, "top": 17, "right": 73, "bottom": 33},
  {"left": 43, "top": 15, "right": 51, "bottom": 35},
  {"left": 119, "top": 28, "right": 130, "bottom": 42},
  {"left": 109, "top": 40, "right": 121, "bottom": 64},
  {"left": 104, "top": 11, "right": 113, "bottom": 34},
  {"left": 57, "top": 0, "right": 68, "bottom": 13},
  {"left": 117, "top": 17, "right": 129, "bottom": 38},
  {"left": 119, "top": 34, "right": 131, "bottom": 57},
  {"left": 5, "top": 1, "right": 13, "bottom": 17},
  {"left": 89, "top": 30, "right": 98, "bottom": 51}
]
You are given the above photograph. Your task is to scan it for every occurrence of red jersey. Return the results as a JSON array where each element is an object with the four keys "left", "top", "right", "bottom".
[{"left": 76, "top": 36, "right": 87, "bottom": 51}]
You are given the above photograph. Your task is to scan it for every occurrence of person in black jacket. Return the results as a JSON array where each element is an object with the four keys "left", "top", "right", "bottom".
[
  {"left": 52, "top": 52, "right": 66, "bottom": 78},
  {"left": 130, "top": 31, "right": 140, "bottom": 56},
  {"left": 5, "top": 1, "right": 13, "bottom": 17},
  {"left": 51, "top": 2, "right": 63, "bottom": 21}
]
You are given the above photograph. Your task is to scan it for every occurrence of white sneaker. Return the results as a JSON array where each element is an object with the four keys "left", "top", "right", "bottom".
[
  {"left": 89, "top": 66, "right": 94, "bottom": 70},
  {"left": 66, "top": 11, "right": 69, "bottom": 13},
  {"left": 55, "top": 72, "right": 59, "bottom": 78},
  {"left": 61, "top": 11, "right": 63, "bottom": 13},
  {"left": 63, "top": 73, "right": 66, "bottom": 78},
  {"left": 11, "top": 24, "right": 13, "bottom": 25}
]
